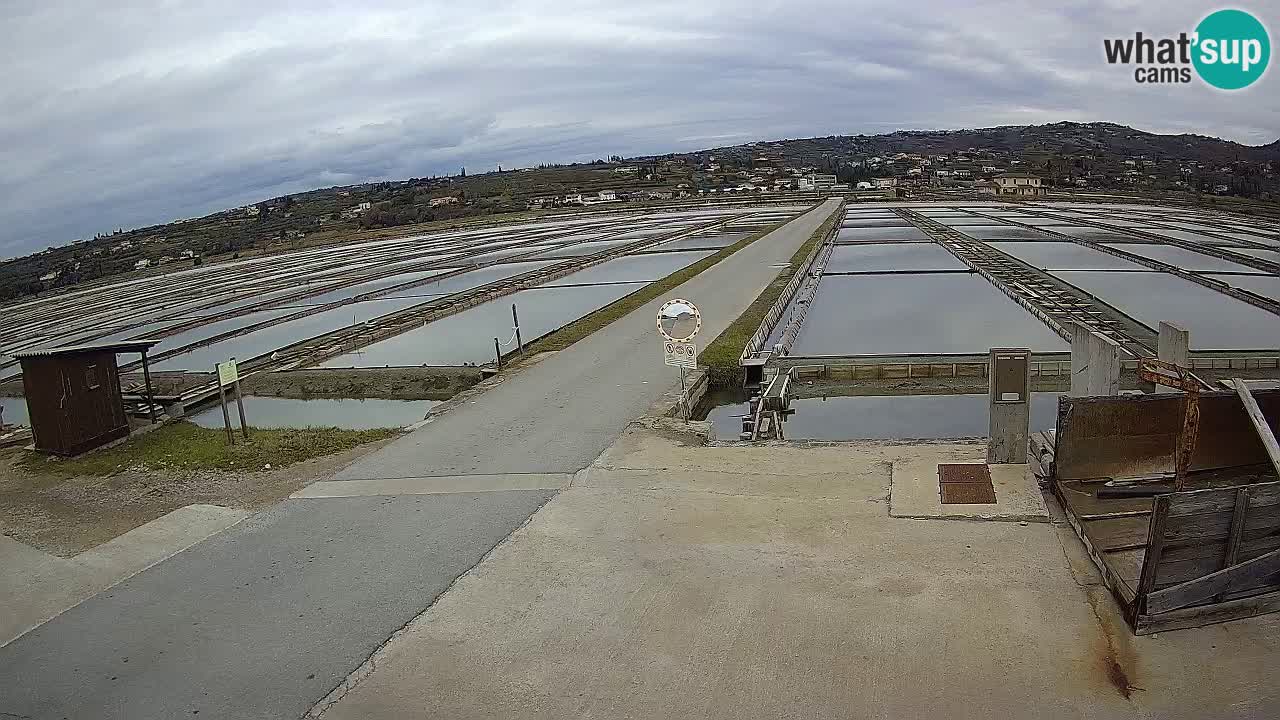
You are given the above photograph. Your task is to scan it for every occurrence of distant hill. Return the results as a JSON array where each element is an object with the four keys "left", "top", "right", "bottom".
[
  {"left": 4, "top": 121, "right": 1278, "bottom": 305},
  {"left": 664, "top": 121, "right": 1280, "bottom": 167}
]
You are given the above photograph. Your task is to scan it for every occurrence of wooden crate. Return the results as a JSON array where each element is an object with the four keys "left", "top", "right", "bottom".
[{"left": 1049, "top": 391, "right": 1280, "bottom": 634}]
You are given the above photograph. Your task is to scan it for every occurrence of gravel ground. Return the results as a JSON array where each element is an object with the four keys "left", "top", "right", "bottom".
[{"left": 0, "top": 437, "right": 392, "bottom": 557}]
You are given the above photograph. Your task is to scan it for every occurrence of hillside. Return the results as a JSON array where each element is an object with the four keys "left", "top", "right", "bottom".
[
  {"left": 4, "top": 121, "right": 1278, "bottom": 305},
  {"left": 674, "top": 122, "right": 1280, "bottom": 167}
]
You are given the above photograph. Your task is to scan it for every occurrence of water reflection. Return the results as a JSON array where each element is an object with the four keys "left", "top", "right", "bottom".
[
  {"left": 0, "top": 396, "right": 29, "bottom": 426},
  {"left": 791, "top": 274, "right": 1068, "bottom": 355},
  {"left": 705, "top": 392, "right": 1062, "bottom": 441},
  {"left": 190, "top": 396, "right": 435, "bottom": 429}
]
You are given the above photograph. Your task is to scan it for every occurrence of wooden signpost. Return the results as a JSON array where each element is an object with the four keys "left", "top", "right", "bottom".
[{"left": 215, "top": 358, "right": 249, "bottom": 443}]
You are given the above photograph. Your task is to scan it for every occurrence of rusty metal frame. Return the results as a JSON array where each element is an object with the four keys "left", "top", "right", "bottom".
[{"left": 1137, "top": 358, "right": 1213, "bottom": 490}]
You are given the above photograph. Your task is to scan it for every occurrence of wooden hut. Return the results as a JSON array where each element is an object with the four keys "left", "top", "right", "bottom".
[{"left": 13, "top": 340, "right": 159, "bottom": 456}]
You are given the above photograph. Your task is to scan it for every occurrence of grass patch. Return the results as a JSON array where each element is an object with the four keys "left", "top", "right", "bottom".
[
  {"left": 698, "top": 208, "right": 841, "bottom": 386},
  {"left": 19, "top": 421, "right": 397, "bottom": 477},
  {"left": 522, "top": 216, "right": 794, "bottom": 354}
]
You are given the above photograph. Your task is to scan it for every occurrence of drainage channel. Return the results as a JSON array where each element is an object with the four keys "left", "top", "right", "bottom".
[
  {"left": 740, "top": 202, "right": 843, "bottom": 368},
  {"left": 894, "top": 208, "right": 1156, "bottom": 357}
]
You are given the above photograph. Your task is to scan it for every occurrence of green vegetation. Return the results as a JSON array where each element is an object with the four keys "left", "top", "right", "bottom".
[
  {"left": 523, "top": 218, "right": 791, "bottom": 354},
  {"left": 698, "top": 209, "right": 840, "bottom": 386},
  {"left": 19, "top": 421, "right": 397, "bottom": 477}
]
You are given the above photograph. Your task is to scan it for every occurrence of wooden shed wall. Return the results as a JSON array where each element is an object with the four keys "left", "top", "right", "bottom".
[{"left": 20, "top": 350, "right": 128, "bottom": 455}]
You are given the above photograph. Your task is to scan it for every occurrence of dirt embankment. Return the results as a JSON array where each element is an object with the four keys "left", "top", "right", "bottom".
[
  {"left": 240, "top": 367, "right": 483, "bottom": 400},
  {"left": 108, "top": 366, "right": 483, "bottom": 401}
]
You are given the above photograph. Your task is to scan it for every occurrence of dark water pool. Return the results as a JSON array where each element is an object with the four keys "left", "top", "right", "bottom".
[
  {"left": 790, "top": 274, "right": 1068, "bottom": 355},
  {"left": 0, "top": 396, "right": 29, "bottom": 426},
  {"left": 190, "top": 396, "right": 435, "bottom": 429},
  {"left": 704, "top": 391, "right": 1062, "bottom": 441}
]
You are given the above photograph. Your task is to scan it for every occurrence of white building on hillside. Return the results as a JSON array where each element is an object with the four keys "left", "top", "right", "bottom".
[
  {"left": 807, "top": 174, "right": 837, "bottom": 191},
  {"left": 993, "top": 173, "right": 1046, "bottom": 196}
]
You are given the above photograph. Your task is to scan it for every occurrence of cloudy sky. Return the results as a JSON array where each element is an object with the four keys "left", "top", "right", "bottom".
[{"left": 1, "top": 1, "right": 1275, "bottom": 257}]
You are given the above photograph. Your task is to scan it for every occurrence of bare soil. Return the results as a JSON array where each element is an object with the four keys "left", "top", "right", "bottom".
[{"left": 0, "top": 436, "right": 392, "bottom": 557}]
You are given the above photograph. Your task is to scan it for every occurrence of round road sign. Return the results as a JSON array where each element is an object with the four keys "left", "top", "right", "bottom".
[{"left": 657, "top": 298, "right": 701, "bottom": 342}]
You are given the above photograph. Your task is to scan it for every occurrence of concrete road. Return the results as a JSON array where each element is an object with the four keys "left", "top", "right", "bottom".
[
  {"left": 0, "top": 492, "right": 555, "bottom": 720},
  {"left": 0, "top": 199, "right": 840, "bottom": 720},
  {"left": 331, "top": 198, "right": 841, "bottom": 483}
]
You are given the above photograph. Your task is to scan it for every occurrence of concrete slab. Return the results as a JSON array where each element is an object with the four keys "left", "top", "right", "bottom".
[
  {"left": 890, "top": 452, "right": 1049, "bottom": 521},
  {"left": 294, "top": 473, "right": 574, "bottom": 498},
  {"left": 0, "top": 491, "right": 555, "bottom": 720},
  {"left": 314, "top": 428, "right": 1280, "bottom": 720},
  {"left": 1, "top": 504, "right": 249, "bottom": 647}
]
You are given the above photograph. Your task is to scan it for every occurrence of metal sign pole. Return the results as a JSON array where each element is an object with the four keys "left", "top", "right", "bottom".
[
  {"left": 231, "top": 358, "right": 248, "bottom": 441},
  {"left": 140, "top": 349, "right": 158, "bottom": 424},
  {"left": 512, "top": 303, "right": 523, "bottom": 354},
  {"left": 679, "top": 366, "right": 688, "bottom": 423},
  {"left": 216, "top": 367, "right": 234, "bottom": 446}
]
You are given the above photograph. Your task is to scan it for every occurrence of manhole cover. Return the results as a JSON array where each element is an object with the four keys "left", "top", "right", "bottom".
[
  {"left": 939, "top": 464, "right": 996, "bottom": 505},
  {"left": 940, "top": 482, "right": 997, "bottom": 504},
  {"left": 938, "top": 464, "right": 992, "bottom": 485}
]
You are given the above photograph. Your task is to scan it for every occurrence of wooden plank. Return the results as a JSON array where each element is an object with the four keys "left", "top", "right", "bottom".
[
  {"left": 1057, "top": 479, "right": 1154, "bottom": 517},
  {"left": 1135, "top": 588, "right": 1280, "bottom": 635},
  {"left": 1149, "top": 533, "right": 1280, "bottom": 592},
  {"left": 1163, "top": 503, "right": 1280, "bottom": 543},
  {"left": 1234, "top": 378, "right": 1280, "bottom": 480},
  {"left": 1082, "top": 515, "right": 1151, "bottom": 551},
  {"left": 1217, "top": 487, "right": 1250, "bottom": 602},
  {"left": 1136, "top": 495, "right": 1172, "bottom": 612},
  {"left": 1161, "top": 531, "right": 1280, "bottom": 565},
  {"left": 1052, "top": 480, "right": 1138, "bottom": 614},
  {"left": 1146, "top": 547, "right": 1280, "bottom": 614},
  {"left": 1104, "top": 548, "right": 1145, "bottom": 586},
  {"left": 1166, "top": 480, "right": 1280, "bottom": 518}
]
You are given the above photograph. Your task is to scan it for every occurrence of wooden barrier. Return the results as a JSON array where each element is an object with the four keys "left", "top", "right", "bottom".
[
  {"left": 1136, "top": 483, "right": 1280, "bottom": 632},
  {"left": 1048, "top": 389, "right": 1280, "bottom": 633}
]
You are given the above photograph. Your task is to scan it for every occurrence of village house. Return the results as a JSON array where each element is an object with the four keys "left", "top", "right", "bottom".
[{"left": 992, "top": 172, "right": 1047, "bottom": 196}]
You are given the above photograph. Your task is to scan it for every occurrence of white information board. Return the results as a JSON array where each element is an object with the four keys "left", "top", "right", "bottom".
[
  {"left": 216, "top": 359, "right": 239, "bottom": 387},
  {"left": 664, "top": 340, "right": 697, "bottom": 369}
]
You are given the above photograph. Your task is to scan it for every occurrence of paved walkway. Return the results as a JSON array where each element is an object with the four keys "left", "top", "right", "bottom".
[
  {"left": 0, "top": 199, "right": 841, "bottom": 720},
  {"left": 319, "top": 426, "right": 1280, "bottom": 720},
  {"left": 326, "top": 198, "right": 841, "bottom": 485},
  {"left": 0, "top": 493, "right": 555, "bottom": 720}
]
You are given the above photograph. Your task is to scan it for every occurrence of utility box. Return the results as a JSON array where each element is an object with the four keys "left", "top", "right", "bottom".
[{"left": 988, "top": 347, "right": 1031, "bottom": 464}]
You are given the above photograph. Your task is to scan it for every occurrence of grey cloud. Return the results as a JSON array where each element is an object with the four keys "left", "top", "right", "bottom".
[{"left": 1, "top": 0, "right": 1275, "bottom": 256}]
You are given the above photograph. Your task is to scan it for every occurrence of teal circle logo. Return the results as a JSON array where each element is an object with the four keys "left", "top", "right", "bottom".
[{"left": 1192, "top": 9, "right": 1270, "bottom": 90}]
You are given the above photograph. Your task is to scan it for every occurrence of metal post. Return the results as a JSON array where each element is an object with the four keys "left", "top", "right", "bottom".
[
  {"left": 679, "top": 366, "right": 688, "bottom": 423},
  {"left": 512, "top": 303, "right": 523, "bottom": 354},
  {"left": 219, "top": 384, "right": 234, "bottom": 445},
  {"left": 140, "top": 349, "right": 157, "bottom": 424},
  {"left": 494, "top": 337, "right": 503, "bottom": 369},
  {"left": 232, "top": 372, "right": 249, "bottom": 441}
]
